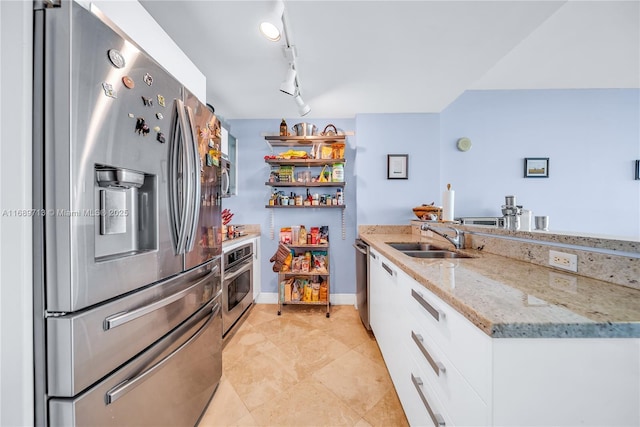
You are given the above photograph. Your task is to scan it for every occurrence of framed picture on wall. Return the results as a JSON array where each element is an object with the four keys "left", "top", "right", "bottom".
[
  {"left": 524, "top": 157, "right": 549, "bottom": 178},
  {"left": 387, "top": 154, "right": 408, "bottom": 179}
]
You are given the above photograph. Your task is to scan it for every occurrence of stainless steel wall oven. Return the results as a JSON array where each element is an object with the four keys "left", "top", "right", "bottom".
[{"left": 222, "top": 242, "right": 254, "bottom": 336}]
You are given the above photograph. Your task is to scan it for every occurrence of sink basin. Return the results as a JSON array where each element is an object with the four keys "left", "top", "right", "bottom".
[
  {"left": 401, "top": 250, "right": 472, "bottom": 259},
  {"left": 386, "top": 242, "right": 472, "bottom": 259},
  {"left": 387, "top": 242, "right": 446, "bottom": 251}
]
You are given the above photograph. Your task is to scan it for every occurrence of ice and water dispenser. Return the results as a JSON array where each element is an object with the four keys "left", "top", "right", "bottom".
[{"left": 95, "top": 165, "right": 157, "bottom": 260}]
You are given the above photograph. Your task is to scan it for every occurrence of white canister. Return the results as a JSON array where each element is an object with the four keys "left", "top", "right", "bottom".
[{"left": 520, "top": 209, "right": 532, "bottom": 231}]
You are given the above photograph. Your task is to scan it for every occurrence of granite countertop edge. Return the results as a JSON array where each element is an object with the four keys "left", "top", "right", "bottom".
[
  {"left": 222, "top": 232, "right": 261, "bottom": 248},
  {"left": 359, "top": 232, "right": 640, "bottom": 339}
]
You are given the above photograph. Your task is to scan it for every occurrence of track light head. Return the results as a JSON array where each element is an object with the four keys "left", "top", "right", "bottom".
[
  {"left": 294, "top": 94, "right": 311, "bottom": 116},
  {"left": 279, "top": 67, "right": 297, "bottom": 96},
  {"left": 259, "top": 1, "right": 285, "bottom": 42}
]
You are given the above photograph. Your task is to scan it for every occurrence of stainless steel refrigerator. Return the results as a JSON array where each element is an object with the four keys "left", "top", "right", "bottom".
[{"left": 33, "top": 2, "right": 223, "bottom": 425}]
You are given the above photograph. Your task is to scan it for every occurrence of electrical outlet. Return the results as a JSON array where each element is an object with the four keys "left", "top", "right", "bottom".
[{"left": 549, "top": 250, "right": 578, "bottom": 272}]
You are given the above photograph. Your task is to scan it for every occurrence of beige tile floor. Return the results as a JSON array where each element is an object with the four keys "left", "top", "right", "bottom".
[{"left": 199, "top": 304, "right": 409, "bottom": 427}]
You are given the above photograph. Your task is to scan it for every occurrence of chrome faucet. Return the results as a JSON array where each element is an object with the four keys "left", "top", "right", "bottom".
[{"left": 420, "top": 224, "right": 465, "bottom": 249}]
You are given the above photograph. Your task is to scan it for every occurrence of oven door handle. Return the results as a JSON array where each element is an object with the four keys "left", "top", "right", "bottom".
[{"left": 224, "top": 260, "right": 252, "bottom": 283}]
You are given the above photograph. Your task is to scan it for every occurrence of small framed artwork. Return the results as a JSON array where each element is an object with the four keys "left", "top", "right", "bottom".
[
  {"left": 524, "top": 157, "right": 549, "bottom": 178},
  {"left": 635, "top": 160, "right": 640, "bottom": 180},
  {"left": 387, "top": 154, "right": 408, "bottom": 179}
]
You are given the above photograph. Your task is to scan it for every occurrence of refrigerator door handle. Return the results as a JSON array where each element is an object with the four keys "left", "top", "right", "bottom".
[
  {"left": 183, "top": 105, "right": 201, "bottom": 253},
  {"left": 171, "top": 99, "right": 193, "bottom": 254},
  {"left": 103, "top": 270, "right": 215, "bottom": 331},
  {"left": 170, "top": 99, "right": 186, "bottom": 253},
  {"left": 105, "top": 299, "right": 221, "bottom": 405}
]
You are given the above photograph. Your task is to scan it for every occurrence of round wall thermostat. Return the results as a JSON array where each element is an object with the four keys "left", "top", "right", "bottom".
[{"left": 456, "top": 137, "right": 472, "bottom": 152}]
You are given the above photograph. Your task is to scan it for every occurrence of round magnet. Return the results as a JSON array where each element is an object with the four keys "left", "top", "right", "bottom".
[
  {"left": 122, "top": 76, "right": 135, "bottom": 89},
  {"left": 107, "top": 49, "right": 125, "bottom": 69},
  {"left": 153, "top": 126, "right": 161, "bottom": 132}
]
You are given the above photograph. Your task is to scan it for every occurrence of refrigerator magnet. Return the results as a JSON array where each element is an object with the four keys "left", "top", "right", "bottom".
[
  {"left": 141, "top": 96, "right": 153, "bottom": 107},
  {"left": 156, "top": 132, "right": 166, "bottom": 144},
  {"left": 157, "top": 94, "right": 165, "bottom": 107},
  {"left": 101, "top": 82, "right": 117, "bottom": 99},
  {"left": 122, "top": 76, "right": 135, "bottom": 89},
  {"left": 143, "top": 73, "right": 153, "bottom": 86},
  {"left": 107, "top": 49, "right": 125, "bottom": 68},
  {"left": 156, "top": 113, "right": 163, "bottom": 120}
]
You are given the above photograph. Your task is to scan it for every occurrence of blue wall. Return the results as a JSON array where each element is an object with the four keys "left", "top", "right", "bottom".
[
  {"left": 224, "top": 89, "right": 640, "bottom": 298},
  {"left": 441, "top": 89, "right": 640, "bottom": 237},
  {"left": 355, "top": 113, "right": 441, "bottom": 225}
]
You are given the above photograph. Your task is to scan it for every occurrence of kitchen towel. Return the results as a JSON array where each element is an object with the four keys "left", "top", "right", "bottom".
[{"left": 442, "top": 185, "right": 455, "bottom": 221}]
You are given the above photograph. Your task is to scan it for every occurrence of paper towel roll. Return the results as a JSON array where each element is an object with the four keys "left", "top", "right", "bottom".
[{"left": 442, "top": 188, "right": 455, "bottom": 221}]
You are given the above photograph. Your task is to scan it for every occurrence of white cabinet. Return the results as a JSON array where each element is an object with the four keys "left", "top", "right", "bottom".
[
  {"left": 252, "top": 237, "right": 261, "bottom": 301},
  {"left": 369, "top": 254, "right": 640, "bottom": 427},
  {"left": 221, "top": 126, "right": 229, "bottom": 158},
  {"left": 492, "top": 338, "right": 640, "bottom": 427}
]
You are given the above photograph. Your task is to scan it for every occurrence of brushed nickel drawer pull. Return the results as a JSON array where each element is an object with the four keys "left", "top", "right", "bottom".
[
  {"left": 412, "top": 289, "right": 444, "bottom": 321},
  {"left": 382, "top": 261, "right": 395, "bottom": 277},
  {"left": 412, "top": 331, "right": 446, "bottom": 376},
  {"left": 411, "top": 373, "right": 446, "bottom": 426}
]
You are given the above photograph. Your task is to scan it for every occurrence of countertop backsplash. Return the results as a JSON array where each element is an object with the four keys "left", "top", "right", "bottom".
[{"left": 406, "top": 221, "right": 639, "bottom": 291}]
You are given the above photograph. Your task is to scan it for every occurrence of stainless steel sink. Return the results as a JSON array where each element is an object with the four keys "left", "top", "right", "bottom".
[
  {"left": 386, "top": 242, "right": 472, "bottom": 259},
  {"left": 387, "top": 242, "right": 446, "bottom": 251},
  {"left": 401, "top": 250, "right": 471, "bottom": 259}
]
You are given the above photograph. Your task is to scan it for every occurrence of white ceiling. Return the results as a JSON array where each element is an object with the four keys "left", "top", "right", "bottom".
[{"left": 139, "top": 0, "right": 640, "bottom": 120}]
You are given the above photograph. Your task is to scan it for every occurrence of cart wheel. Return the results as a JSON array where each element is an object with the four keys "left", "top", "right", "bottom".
[
  {"left": 277, "top": 310, "right": 281, "bottom": 316},
  {"left": 326, "top": 312, "right": 330, "bottom": 318}
]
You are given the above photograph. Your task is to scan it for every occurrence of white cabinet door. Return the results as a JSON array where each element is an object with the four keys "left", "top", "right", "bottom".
[
  {"left": 493, "top": 338, "right": 640, "bottom": 427},
  {"left": 252, "top": 237, "right": 261, "bottom": 301},
  {"left": 368, "top": 249, "right": 384, "bottom": 334}
]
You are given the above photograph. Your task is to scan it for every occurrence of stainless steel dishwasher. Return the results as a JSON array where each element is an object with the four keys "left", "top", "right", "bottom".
[{"left": 354, "top": 239, "right": 371, "bottom": 330}]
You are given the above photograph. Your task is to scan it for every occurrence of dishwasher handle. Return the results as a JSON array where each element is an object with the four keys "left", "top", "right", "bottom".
[{"left": 353, "top": 241, "right": 369, "bottom": 255}]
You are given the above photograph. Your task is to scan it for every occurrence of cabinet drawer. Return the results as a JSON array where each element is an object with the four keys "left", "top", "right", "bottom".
[
  {"left": 392, "top": 342, "right": 451, "bottom": 427},
  {"left": 406, "top": 279, "right": 492, "bottom": 403},
  {"left": 406, "top": 327, "right": 489, "bottom": 427}
]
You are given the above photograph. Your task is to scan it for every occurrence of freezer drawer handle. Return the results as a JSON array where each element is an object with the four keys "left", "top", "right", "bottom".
[
  {"left": 411, "top": 373, "right": 446, "bottom": 426},
  {"left": 411, "top": 289, "right": 444, "bottom": 322},
  {"left": 412, "top": 331, "right": 446, "bottom": 376},
  {"left": 105, "top": 301, "right": 221, "bottom": 405},
  {"left": 103, "top": 271, "right": 215, "bottom": 330}
]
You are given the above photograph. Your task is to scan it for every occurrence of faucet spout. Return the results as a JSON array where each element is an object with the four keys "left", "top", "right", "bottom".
[{"left": 420, "top": 224, "right": 465, "bottom": 249}]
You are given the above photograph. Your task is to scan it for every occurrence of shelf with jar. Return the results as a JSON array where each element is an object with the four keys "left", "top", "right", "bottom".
[
  {"left": 267, "top": 188, "right": 344, "bottom": 208},
  {"left": 263, "top": 126, "right": 351, "bottom": 240}
]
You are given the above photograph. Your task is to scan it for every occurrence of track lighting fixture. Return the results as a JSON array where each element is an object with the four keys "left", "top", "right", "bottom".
[
  {"left": 280, "top": 66, "right": 297, "bottom": 96},
  {"left": 261, "top": 0, "right": 311, "bottom": 116},
  {"left": 294, "top": 94, "right": 311, "bottom": 116},
  {"left": 259, "top": 0, "right": 285, "bottom": 42}
]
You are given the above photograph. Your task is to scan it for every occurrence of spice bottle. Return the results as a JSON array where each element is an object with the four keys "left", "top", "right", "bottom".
[{"left": 280, "top": 119, "right": 287, "bottom": 136}]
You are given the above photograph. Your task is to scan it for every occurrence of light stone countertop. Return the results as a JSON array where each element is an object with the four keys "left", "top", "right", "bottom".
[
  {"left": 359, "top": 231, "right": 640, "bottom": 338},
  {"left": 222, "top": 232, "right": 260, "bottom": 249}
]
